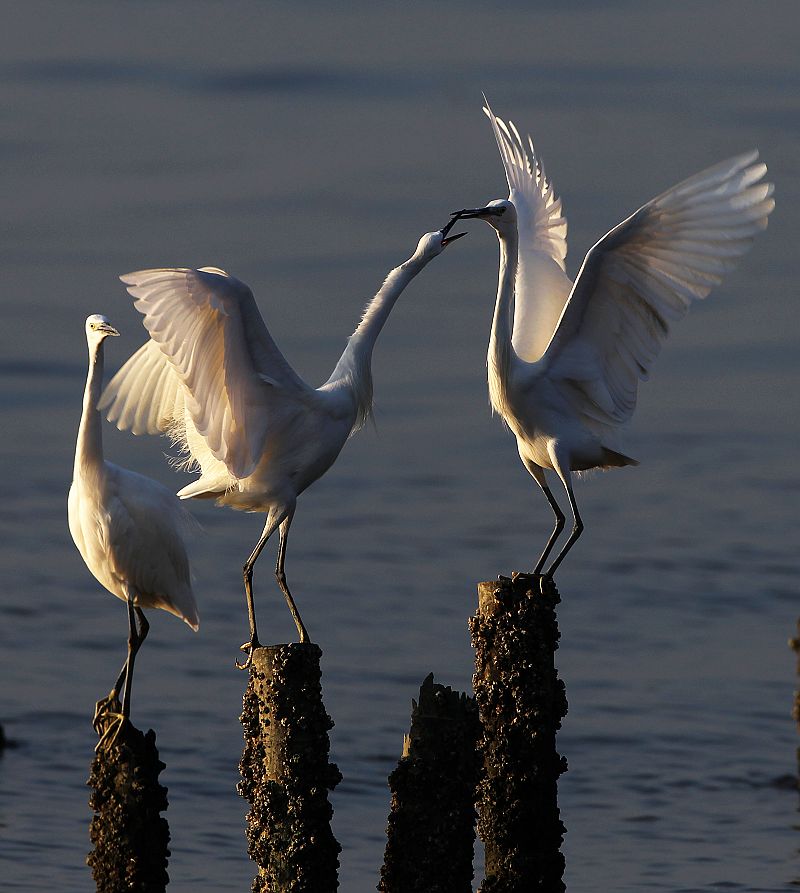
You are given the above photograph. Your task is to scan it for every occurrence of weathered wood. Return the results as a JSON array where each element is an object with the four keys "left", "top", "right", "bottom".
[
  {"left": 238, "top": 643, "right": 341, "bottom": 893},
  {"left": 470, "top": 573, "right": 568, "bottom": 893},
  {"left": 87, "top": 704, "right": 170, "bottom": 893},
  {"left": 379, "top": 673, "right": 481, "bottom": 893}
]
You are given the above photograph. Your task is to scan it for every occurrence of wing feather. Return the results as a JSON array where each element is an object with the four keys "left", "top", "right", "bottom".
[
  {"left": 105, "top": 463, "right": 199, "bottom": 629},
  {"left": 542, "top": 151, "right": 774, "bottom": 427},
  {"left": 100, "top": 339, "right": 184, "bottom": 436},
  {"left": 110, "top": 268, "right": 313, "bottom": 479},
  {"left": 483, "top": 100, "right": 573, "bottom": 362}
]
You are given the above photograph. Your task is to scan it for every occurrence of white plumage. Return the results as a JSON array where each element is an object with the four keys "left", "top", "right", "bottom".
[
  {"left": 100, "top": 227, "right": 464, "bottom": 662},
  {"left": 68, "top": 314, "right": 198, "bottom": 746},
  {"left": 454, "top": 101, "right": 774, "bottom": 577}
]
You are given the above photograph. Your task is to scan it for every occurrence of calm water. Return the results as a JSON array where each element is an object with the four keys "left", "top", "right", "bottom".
[{"left": 2, "top": 2, "right": 799, "bottom": 891}]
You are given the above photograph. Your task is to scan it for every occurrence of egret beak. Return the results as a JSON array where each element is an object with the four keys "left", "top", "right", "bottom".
[
  {"left": 98, "top": 324, "right": 120, "bottom": 337},
  {"left": 440, "top": 214, "right": 468, "bottom": 246},
  {"left": 451, "top": 205, "right": 507, "bottom": 219}
]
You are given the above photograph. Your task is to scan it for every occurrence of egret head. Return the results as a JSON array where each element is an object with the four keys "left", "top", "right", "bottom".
[
  {"left": 85, "top": 314, "right": 120, "bottom": 346},
  {"left": 412, "top": 222, "right": 468, "bottom": 263},
  {"left": 450, "top": 199, "right": 516, "bottom": 235}
]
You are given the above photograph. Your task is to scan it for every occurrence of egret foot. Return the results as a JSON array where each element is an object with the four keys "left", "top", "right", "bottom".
[
  {"left": 92, "top": 690, "right": 121, "bottom": 735},
  {"left": 94, "top": 710, "right": 129, "bottom": 753},
  {"left": 236, "top": 637, "right": 261, "bottom": 671}
]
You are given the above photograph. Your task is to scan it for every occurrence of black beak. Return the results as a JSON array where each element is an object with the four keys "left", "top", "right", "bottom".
[
  {"left": 450, "top": 205, "right": 506, "bottom": 220},
  {"left": 440, "top": 213, "right": 468, "bottom": 246}
]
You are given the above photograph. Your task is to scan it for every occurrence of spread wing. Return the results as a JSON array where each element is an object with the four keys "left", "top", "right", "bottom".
[
  {"left": 483, "top": 101, "right": 573, "bottom": 362},
  {"left": 541, "top": 151, "right": 774, "bottom": 427},
  {"left": 101, "top": 267, "right": 315, "bottom": 479},
  {"left": 101, "top": 338, "right": 184, "bottom": 436}
]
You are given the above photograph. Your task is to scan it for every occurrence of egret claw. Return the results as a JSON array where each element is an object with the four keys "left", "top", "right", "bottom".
[
  {"left": 236, "top": 639, "right": 258, "bottom": 670},
  {"left": 94, "top": 712, "right": 128, "bottom": 752}
]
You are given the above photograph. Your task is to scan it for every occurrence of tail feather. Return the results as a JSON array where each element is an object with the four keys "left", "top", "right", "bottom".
[{"left": 601, "top": 447, "right": 639, "bottom": 468}]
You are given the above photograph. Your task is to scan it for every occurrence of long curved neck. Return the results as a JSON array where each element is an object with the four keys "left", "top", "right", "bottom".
[
  {"left": 488, "top": 225, "right": 518, "bottom": 417},
  {"left": 328, "top": 255, "right": 426, "bottom": 430},
  {"left": 74, "top": 340, "right": 105, "bottom": 478}
]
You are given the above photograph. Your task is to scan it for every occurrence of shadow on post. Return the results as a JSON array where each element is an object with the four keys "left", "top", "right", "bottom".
[
  {"left": 87, "top": 701, "right": 170, "bottom": 892},
  {"left": 470, "top": 573, "right": 568, "bottom": 893},
  {"left": 379, "top": 673, "right": 481, "bottom": 893},
  {"left": 238, "top": 643, "right": 341, "bottom": 893}
]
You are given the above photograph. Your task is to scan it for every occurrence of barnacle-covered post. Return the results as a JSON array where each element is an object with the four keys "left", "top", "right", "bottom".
[
  {"left": 379, "top": 673, "right": 481, "bottom": 893},
  {"left": 238, "top": 643, "right": 341, "bottom": 892},
  {"left": 87, "top": 706, "right": 171, "bottom": 892},
  {"left": 470, "top": 573, "right": 568, "bottom": 892}
]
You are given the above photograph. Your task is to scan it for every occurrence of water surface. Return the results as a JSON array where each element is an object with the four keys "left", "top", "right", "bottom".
[{"left": 1, "top": 3, "right": 799, "bottom": 891}]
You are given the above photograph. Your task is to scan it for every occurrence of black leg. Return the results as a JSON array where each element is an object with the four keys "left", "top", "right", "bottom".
[
  {"left": 543, "top": 466, "right": 583, "bottom": 578},
  {"left": 237, "top": 508, "right": 290, "bottom": 669},
  {"left": 275, "top": 514, "right": 310, "bottom": 644},
  {"left": 527, "top": 464, "right": 567, "bottom": 574},
  {"left": 95, "top": 594, "right": 148, "bottom": 751}
]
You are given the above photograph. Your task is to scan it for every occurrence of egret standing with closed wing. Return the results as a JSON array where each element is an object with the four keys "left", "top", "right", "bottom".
[{"left": 69, "top": 315, "right": 199, "bottom": 748}]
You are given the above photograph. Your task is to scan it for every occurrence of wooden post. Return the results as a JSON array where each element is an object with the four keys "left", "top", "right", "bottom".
[
  {"left": 87, "top": 706, "right": 170, "bottom": 892},
  {"left": 238, "top": 643, "right": 341, "bottom": 893},
  {"left": 470, "top": 573, "right": 568, "bottom": 893},
  {"left": 379, "top": 673, "right": 481, "bottom": 893}
]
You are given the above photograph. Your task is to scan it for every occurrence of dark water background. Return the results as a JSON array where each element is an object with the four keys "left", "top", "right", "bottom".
[{"left": 1, "top": 2, "right": 799, "bottom": 890}]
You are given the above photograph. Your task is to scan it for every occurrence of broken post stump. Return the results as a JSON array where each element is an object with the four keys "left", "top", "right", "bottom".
[
  {"left": 87, "top": 704, "right": 170, "bottom": 893},
  {"left": 379, "top": 673, "right": 481, "bottom": 893},
  {"left": 238, "top": 643, "right": 341, "bottom": 893},
  {"left": 470, "top": 573, "right": 568, "bottom": 893}
]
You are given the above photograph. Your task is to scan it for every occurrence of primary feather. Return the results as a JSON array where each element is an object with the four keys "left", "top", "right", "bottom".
[
  {"left": 483, "top": 101, "right": 572, "bottom": 363},
  {"left": 543, "top": 150, "right": 774, "bottom": 429}
]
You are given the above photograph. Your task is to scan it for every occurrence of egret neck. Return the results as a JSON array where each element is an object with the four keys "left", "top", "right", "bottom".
[
  {"left": 328, "top": 255, "right": 428, "bottom": 430},
  {"left": 488, "top": 224, "right": 519, "bottom": 420},
  {"left": 75, "top": 337, "right": 106, "bottom": 478}
]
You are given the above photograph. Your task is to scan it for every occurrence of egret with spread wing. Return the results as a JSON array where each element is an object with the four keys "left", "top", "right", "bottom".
[
  {"left": 69, "top": 315, "right": 199, "bottom": 749},
  {"left": 454, "top": 101, "right": 774, "bottom": 578},
  {"left": 101, "top": 225, "right": 464, "bottom": 664}
]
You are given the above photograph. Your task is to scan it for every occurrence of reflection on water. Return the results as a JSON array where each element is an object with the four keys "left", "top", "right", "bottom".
[{"left": 1, "top": 2, "right": 799, "bottom": 891}]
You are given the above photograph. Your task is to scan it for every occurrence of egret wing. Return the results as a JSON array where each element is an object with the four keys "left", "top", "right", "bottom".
[
  {"left": 104, "top": 463, "right": 199, "bottom": 629},
  {"left": 541, "top": 151, "right": 774, "bottom": 426},
  {"left": 118, "top": 267, "right": 314, "bottom": 479},
  {"left": 101, "top": 339, "right": 184, "bottom": 436},
  {"left": 484, "top": 102, "right": 572, "bottom": 361}
]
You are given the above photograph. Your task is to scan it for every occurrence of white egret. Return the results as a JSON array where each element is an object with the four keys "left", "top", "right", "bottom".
[
  {"left": 453, "top": 102, "right": 774, "bottom": 577},
  {"left": 69, "top": 314, "right": 199, "bottom": 747},
  {"left": 100, "top": 225, "right": 465, "bottom": 664}
]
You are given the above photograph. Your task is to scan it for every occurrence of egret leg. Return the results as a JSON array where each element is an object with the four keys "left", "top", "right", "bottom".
[
  {"left": 543, "top": 460, "right": 583, "bottom": 578},
  {"left": 275, "top": 512, "right": 310, "bottom": 645},
  {"left": 237, "top": 507, "right": 290, "bottom": 669},
  {"left": 92, "top": 660, "right": 127, "bottom": 734},
  {"left": 526, "top": 463, "right": 566, "bottom": 574},
  {"left": 121, "top": 603, "right": 149, "bottom": 720},
  {"left": 96, "top": 596, "right": 148, "bottom": 751}
]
